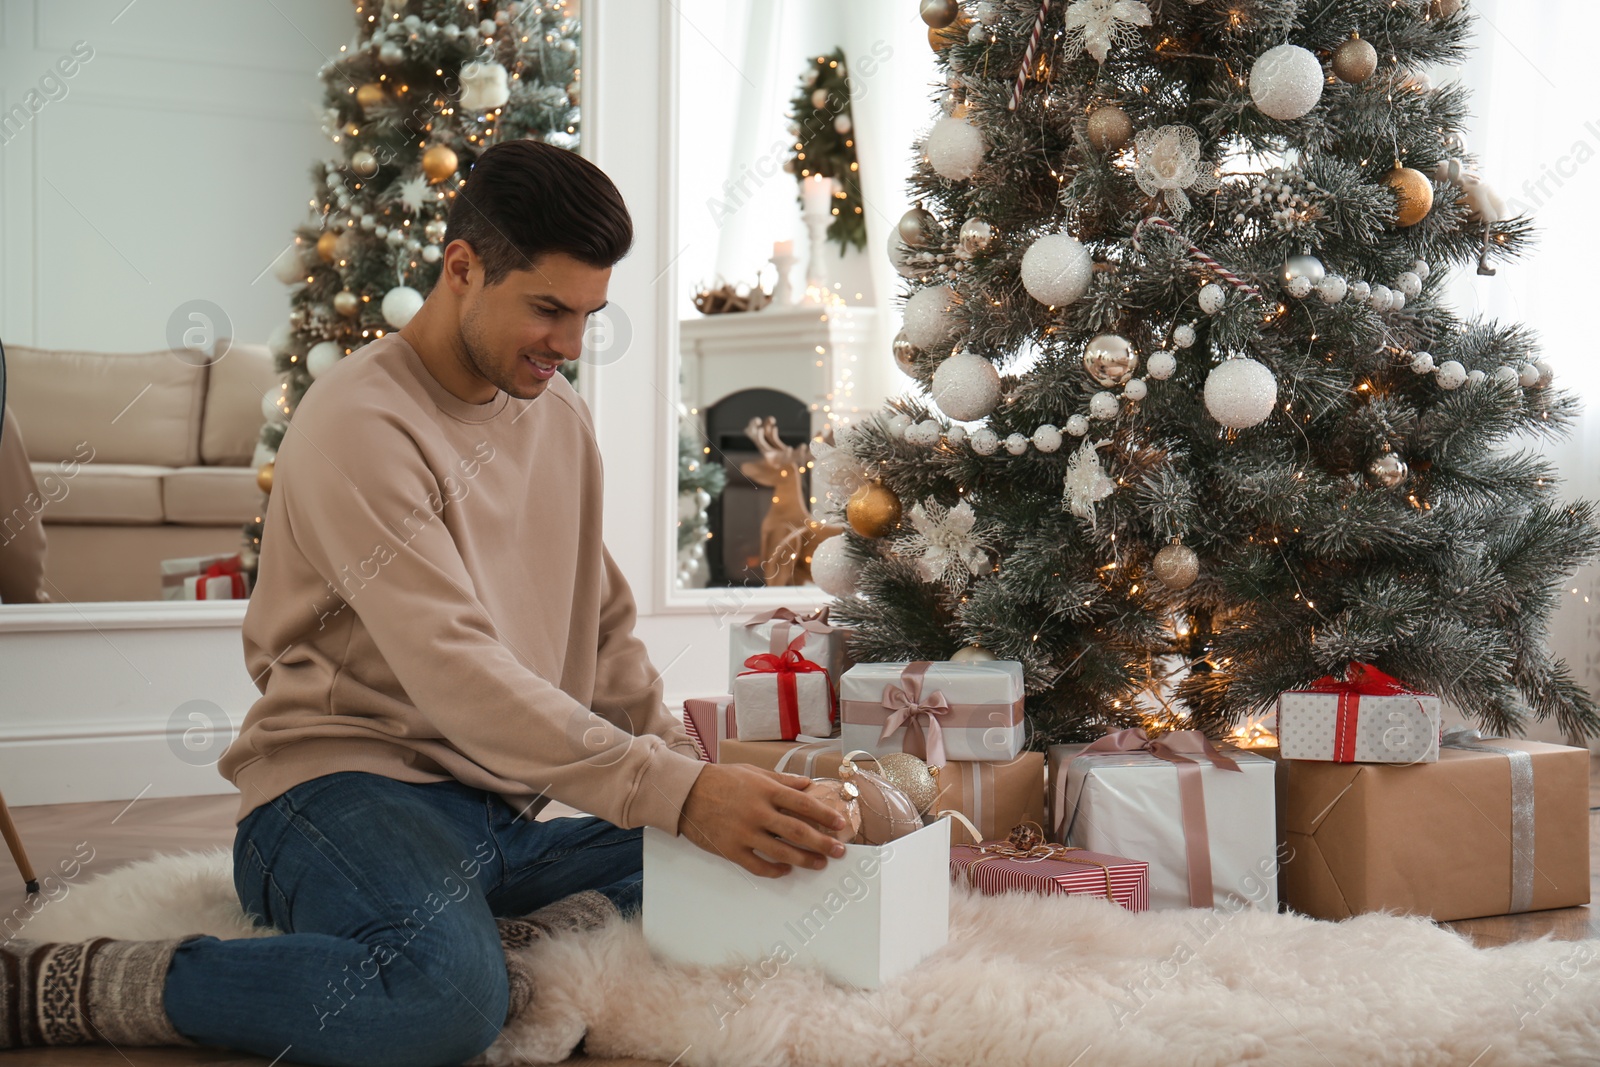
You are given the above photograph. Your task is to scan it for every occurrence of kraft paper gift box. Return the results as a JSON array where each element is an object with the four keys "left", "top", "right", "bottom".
[
  {"left": 1268, "top": 731, "right": 1590, "bottom": 922},
  {"left": 682, "top": 695, "right": 735, "bottom": 762},
  {"left": 1050, "top": 731, "right": 1279, "bottom": 912},
  {"left": 731, "top": 635, "right": 836, "bottom": 742},
  {"left": 838, "top": 659, "right": 1026, "bottom": 765},
  {"left": 160, "top": 552, "right": 249, "bottom": 601},
  {"left": 728, "top": 607, "right": 849, "bottom": 691},
  {"left": 950, "top": 840, "right": 1150, "bottom": 911},
  {"left": 1276, "top": 663, "right": 1441, "bottom": 764},
  {"left": 643, "top": 817, "right": 950, "bottom": 990}
]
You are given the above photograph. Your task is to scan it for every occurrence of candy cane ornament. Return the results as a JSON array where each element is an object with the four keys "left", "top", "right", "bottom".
[
  {"left": 1008, "top": 0, "right": 1053, "bottom": 111},
  {"left": 1133, "top": 216, "right": 1261, "bottom": 298}
]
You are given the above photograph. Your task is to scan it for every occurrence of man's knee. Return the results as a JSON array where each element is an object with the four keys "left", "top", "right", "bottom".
[{"left": 365, "top": 948, "right": 510, "bottom": 1067}]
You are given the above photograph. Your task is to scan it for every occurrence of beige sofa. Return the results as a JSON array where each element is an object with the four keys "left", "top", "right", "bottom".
[{"left": 3, "top": 340, "right": 279, "bottom": 602}]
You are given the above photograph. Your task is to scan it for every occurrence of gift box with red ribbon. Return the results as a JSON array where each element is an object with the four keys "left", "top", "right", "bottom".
[
  {"left": 1050, "top": 729, "right": 1277, "bottom": 912},
  {"left": 731, "top": 633, "right": 837, "bottom": 742},
  {"left": 838, "top": 660, "right": 1026, "bottom": 766},
  {"left": 159, "top": 552, "right": 250, "bottom": 601},
  {"left": 950, "top": 838, "right": 1149, "bottom": 912},
  {"left": 727, "top": 606, "right": 849, "bottom": 692},
  {"left": 1276, "top": 663, "right": 1441, "bottom": 764}
]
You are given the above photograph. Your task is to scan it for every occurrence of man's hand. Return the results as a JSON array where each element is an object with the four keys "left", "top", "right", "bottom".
[{"left": 678, "top": 762, "right": 850, "bottom": 878}]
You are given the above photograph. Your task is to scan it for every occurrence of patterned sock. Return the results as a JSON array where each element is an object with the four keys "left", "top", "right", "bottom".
[
  {"left": 494, "top": 890, "right": 618, "bottom": 1024},
  {"left": 0, "top": 935, "right": 203, "bottom": 1048}
]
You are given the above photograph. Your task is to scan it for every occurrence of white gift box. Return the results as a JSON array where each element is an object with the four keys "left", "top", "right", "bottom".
[
  {"left": 643, "top": 818, "right": 950, "bottom": 990},
  {"left": 732, "top": 669, "right": 835, "bottom": 742},
  {"left": 1051, "top": 743, "right": 1278, "bottom": 912},
  {"left": 838, "top": 660, "right": 1025, "bottom": 764},
  {"left": 1276, "top": 689, "right": 1441, "bottom": 764},
  {"left": 728, "top": 609, "right": 848, "bottom": 691},
  {"left": 160, "top": 552, "right": 247, "bottom": 601}
]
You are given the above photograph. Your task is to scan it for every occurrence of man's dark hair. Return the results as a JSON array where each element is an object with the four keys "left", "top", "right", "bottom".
[{"left": 444, "top": 140, "right": 633, "bottom": 287}]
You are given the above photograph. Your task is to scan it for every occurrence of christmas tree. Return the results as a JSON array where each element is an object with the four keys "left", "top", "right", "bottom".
[
  {"left": 246, "top": 0, "right": 582, "bottom": 569},
  {"left": 817, "top": 0, "right": 1599, "bottom": 745}
]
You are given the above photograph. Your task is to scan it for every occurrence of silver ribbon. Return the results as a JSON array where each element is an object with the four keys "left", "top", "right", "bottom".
[{"left": 1441, "top": 726, "right": 1536, "bottom": 913}]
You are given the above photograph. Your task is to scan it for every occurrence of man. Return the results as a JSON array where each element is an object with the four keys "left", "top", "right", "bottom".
[{"left": 0, "top": 141, "right": 847, "bottom": 1064}]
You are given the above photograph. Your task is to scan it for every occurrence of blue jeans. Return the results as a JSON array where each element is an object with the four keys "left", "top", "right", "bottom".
[{"left": 161, "top": 770, "right": 644, "bottom": 1067}]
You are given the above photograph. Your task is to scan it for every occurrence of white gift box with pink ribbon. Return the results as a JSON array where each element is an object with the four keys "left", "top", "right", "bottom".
[
  {"left": 837, "top": 660, "right": 1026, "bottom": 765},
  {"left": 728, "top": 607, "right": 848, "bottom": 692},
  {"left": 1050, "top": 731, "right": 1277, "bottom": 912}
]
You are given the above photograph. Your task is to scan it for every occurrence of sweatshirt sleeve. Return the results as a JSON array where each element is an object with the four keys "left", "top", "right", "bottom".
[
  {"left": 278, "top": 400, "right": 705, "bottom": 834},
  {"left": 589, "top": 544, "right": 703, "bottom": 761}
]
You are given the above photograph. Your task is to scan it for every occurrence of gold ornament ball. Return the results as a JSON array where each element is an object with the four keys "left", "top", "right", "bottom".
[
  {"left": 1430, "top": 0, "right": 1463, "bottom": 16},
  {"left": 1082, "top": 333, "right": 1139, "bottom": 387},
  {"left": 1332, "top": 36, "right": 1378, "bottom": 83},
  {"left": 847, "top": 482, "right": 902, "bottom": 538},
  {"left": 898, "top": 204, "right": 938, "bottom": 248},
  {"left": 920, "top": 0, "right": 960, "bottom": 29},
  {"left": 256, "top": 461, "right": 275, "bottom": 494},
  {"left": 893, "top": 330, "right": 922, "bottom": 375},
  {"left": 1384, "top": 166, "right": 1434, "bottom": 227},
  {"left": 873, "top": 752, "right": 941, "bottom": 815},
  {"left": 315, "top": 230, "right": 340, "bottom": 262},
  {"left": 355, "top": 82, "right": 386, "bottom": 110},
  {"left": 1153, "top": 540, "right": 1199, "bottom": 591},
  {"left": 333, "top": 290, "right": 361, "bottom": 318},
  {"left": 422, "top": 144, "right": 460, "bottom": 184},
  {"left": 958, "top": 216, "right": 998, "bottom": 255},
  {"left": 351, "top": 150, "right": 379, "bottom": 177},
  {"left": 1086, "top": 105, "right": 1133, "bottom": 152},
  {"left": 951, "top": 644, "right": 998, "bottom": 663}
]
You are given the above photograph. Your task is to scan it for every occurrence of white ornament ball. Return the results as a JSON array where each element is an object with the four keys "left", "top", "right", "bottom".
[
  {"left": 810, "top": 536, "right": 860, "bottom": 598},
  {"left": 1004, "top": 433, "right": 1029, "bottom": 455},
  {"left": 1493, "top": 365, "right": 1520, "bottom": 385},
  {"left": 267, "top": 321, "right": 294, "bottom": 357},
  {"left": 1172, "top": 324, "right": 1197, "bottom": 348},
  {"left": 811, "top": 88, "right": 830, "bottom": 109},
  {"left": 1147, "top": 351, "right": 1177, "bottom": 380},
  {"left": 272, "top": 244, "right": 306, "bottom": 285},
  {"left": 903, "top": 285, "right": 958, "bottom": 351},
  {"left": 1411, "top": 351, "right": 1435, "bottom": 374},
  {"left": 951, "top": 643, "right": 998, "bottom": 662},
  {"left": 1397, "top": 271, "right": 1423, "bottom": 298},
  {"left": 1204, "top": 357, "right": 1278, "bottom": 429},
  {"left": 1249, "top": 44, "right": 1325, "bottom": 121},
  {"left": 1349, "top": 280, "right": 1371, "bottom": 302},
  {"left": 379, "top": 40, "right": 405, "bottom": 65},
  {"left": 1317, "top": 275, "right": 1348, "bottom": 304},
  {"left": 969, "top": 427, "right": 1000, "bottom": 455},
  {"left": 924, "top": 116, "right": 985, "bottom": 181},
  {"left": 1020, "top": 233, "right": 1094, "bottom": 307},
  {"left": 422, "top": 245, "right": 442, "bottom": 264},
  {"left": 887, "top": 412, "right": 914, "bottom": 437},
  {"left": 306, "top": 341, "right": 343, "bottom": 380},
  {"left": 1436, "top": 360, "right": 1468, "bottom": 389},
  {"left": 1368, "top": 284, "right": 1394, "bottom": 311},
  {"left": 1534, "top": 360, "right": 1554, "bottom": 387},
  {"left": 381, "top": 286, "right": 424, "bottom": 328},
  {"left": 1089, "top": 391, "right": 1120, "bottom": 420},
  {"left": 1032, "top": 424, "right": 1063, "bottom": 453},
  {"left": 1198, "top": 283, "right": 1227, "bottom": 315},
  {"left": 1123, "top": 378, "right": 1149, "bottom": 401},
  {"left": 1066, "top": 414, "right": 1090, "bottom": 437},
  {"left": 1389, "top": 290, "right": 1407, "bottom": 312},
  {"left": 1412, "top": 259, "right": 1431, "bottom": 280},
  {"left": 1467, "top": 369, "right": 1487, "bottom": 386},
  {"left": 834, "top": 114, "right": 852, "bottom": 135},
  {"left": 1518, "top": 362, "right": 1540, "bottom": 387},
  {"left": 905, "top": 419, "right": 942, "bottom": 446},
  {"left": 932, "top": 351, "right": 1002, "bottom": 421},
  {"left": 1285, "top": 275, "right": 1313, "bottom": 299}
]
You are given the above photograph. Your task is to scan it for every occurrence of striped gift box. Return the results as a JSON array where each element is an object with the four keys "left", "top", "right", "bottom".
[{"left": 950, "top": 843, "right": 1149, "bottom": 911}]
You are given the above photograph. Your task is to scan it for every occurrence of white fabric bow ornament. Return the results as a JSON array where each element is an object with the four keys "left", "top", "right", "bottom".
[
  {"left": 1133, "top": 124, "right": 1219, "bottom": 220},
  {"left": 459, "top": 61, "right": 510, "bottom": 111},
  {"left": 1063, "top": 440, "right": 1116, "bottom": 522},
  {"left": 1063, "top": 0, "right": 1153, "bottom": 64}
]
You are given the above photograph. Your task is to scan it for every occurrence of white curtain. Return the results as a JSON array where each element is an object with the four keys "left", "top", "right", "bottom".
[{"left": 1444, "top": 2, "right": 1600, "bottom": 730}]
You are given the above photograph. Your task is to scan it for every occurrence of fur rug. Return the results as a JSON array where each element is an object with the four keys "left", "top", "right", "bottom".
[{"left": 14, "top": 847, "right": 1600, "bottom": 1066}]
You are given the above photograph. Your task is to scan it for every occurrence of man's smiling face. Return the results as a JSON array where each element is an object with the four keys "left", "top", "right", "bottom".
[{"left": 456, "top": 249, "right": 611, "bottom": 401}]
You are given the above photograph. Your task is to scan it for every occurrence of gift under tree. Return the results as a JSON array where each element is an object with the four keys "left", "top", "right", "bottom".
[{"left": 812, "top": 0, "right": 1599, "bottom": 746}]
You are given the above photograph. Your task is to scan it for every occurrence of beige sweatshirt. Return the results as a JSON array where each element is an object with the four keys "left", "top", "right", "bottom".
[{"left": 218, "top": 332, "right": 705, "bottom": 832}]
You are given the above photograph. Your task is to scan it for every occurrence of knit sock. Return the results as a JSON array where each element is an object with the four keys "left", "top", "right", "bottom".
[
  {"left": 0, "top": 935, "right": 203, "bottom": 1048},
  {"left": 494, "top": 890, "right": 618, "bottom": 1024}
]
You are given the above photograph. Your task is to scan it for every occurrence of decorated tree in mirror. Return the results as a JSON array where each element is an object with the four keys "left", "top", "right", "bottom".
[
  {"left": 243, "top": 0, "right": 582, "bottom": 570},
  {"left": 820, "top": 0, "right": 1599, "bottom": 745}
]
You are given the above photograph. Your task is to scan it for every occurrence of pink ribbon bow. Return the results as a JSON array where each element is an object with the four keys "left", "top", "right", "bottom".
[
  {"left": 743, "top": 606, "right": 838, "bottom": 654},
  {"left": 879, "top": 661, "right": 951, "bottom": 767},
  {"left": 1083, "top": 727, "right": 1241, "bottom": 908}
]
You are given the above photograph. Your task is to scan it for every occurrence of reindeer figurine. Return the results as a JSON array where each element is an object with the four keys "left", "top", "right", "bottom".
[{"left": 740, "top": 417, "right": 842, "bottom": 586}]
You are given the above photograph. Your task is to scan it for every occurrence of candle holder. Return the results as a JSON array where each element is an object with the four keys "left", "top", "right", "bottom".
[{"left": 769, "top": 249, "right": 797, "bottom": 307}]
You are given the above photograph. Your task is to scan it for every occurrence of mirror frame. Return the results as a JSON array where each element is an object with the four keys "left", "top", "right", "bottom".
[{"left": 648, "top": 6, "right": 832, "bottom": 616}]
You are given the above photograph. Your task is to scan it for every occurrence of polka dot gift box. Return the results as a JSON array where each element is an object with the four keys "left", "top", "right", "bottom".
[{"left": 1275, "top": 663, "right": 1441, "bottom": 764}]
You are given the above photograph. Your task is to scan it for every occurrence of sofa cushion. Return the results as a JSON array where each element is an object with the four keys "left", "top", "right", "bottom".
[
  {"left": 163, "top": 466, "right": 264, "bottom": 525},
  {"left": 29, "top": 462, "right": 166, "bottom": 524},
  {"left": 201, "top": 341, "right": 279, "bottom": 466},
  {"left": 5, "top": 344, "right": 206, "bottom": 466}
]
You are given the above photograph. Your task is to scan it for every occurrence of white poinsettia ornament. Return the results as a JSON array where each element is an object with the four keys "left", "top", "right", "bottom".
[
  {"left": 395, "top": 174, "right": 429, "bottom": 213},
  {"left": 1063, "top": 439, "right": 1116, "bottom": 522},
  {"left": 1063, "top": 0, "right": 1153, "bottom": 64},
  {"left": 459, "top": 60, "right": 510, "bottom": 111},
  {"left": 902, "top": 498, "right": 992, "bottom": 589},
  {"left": 1133, "top": 124, "right": 1218, "bottom": 220},
  {"left": 810, "top": 436, "right": 869, "bottom": 509}
]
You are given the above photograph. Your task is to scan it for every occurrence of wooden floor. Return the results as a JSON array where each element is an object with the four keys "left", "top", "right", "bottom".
[{"left": 0, "top": 762, "right": 1596, "bottom": 1064}]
